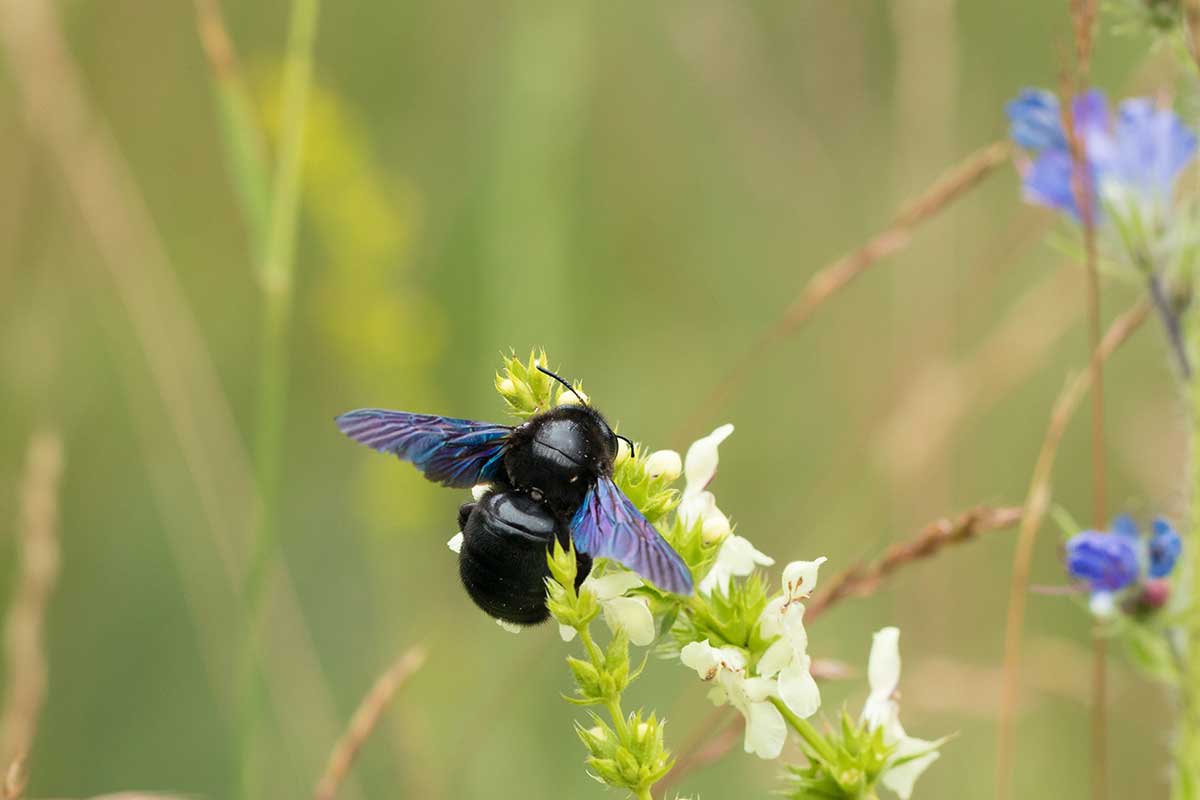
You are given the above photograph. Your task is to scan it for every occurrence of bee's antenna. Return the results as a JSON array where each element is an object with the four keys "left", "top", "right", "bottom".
[
  {"left": 615, "top": 432, "right": 636, "bottom": 454},
  {"left": 537, "top": 365, "right": 589, "bottom": 406}
]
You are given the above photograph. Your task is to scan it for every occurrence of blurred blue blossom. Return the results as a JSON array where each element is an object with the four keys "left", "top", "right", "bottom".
[
  {"left": 1066, "top": 530, "right": 1140, "bottom": 592},
  {"left": 1066, "top": 515, "right": 1182, "bottom": 618},
  {"left": 1006, "top": 88, "right": 1197, "bottom": 224},
  {"left": 1149, "top": 517, "right": 1183, "bottom": 579}
]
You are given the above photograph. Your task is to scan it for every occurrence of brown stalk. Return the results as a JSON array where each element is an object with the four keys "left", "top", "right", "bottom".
[
  {"left": 1064, "top": 3, "right": 1107, "bottom": 797},
  {"left": 1, "top": 433, "right": 64, "bottom": 800},
  {"left": 673, "top": 139, "right": 1012, "bottom": 444},
  {"left": 995, "top": 299, "right": 1149, "bottom": 800},
  {"left": 1186, "top": 0, "right": 1200, "bottom": 75},
  {"left": 313, "top": 646, "right": 428, "bottom": 800},
  {"left": 0, "top": 2, "right": 363, "bottom": 790},
  {"left": 805, "top": 505, "right": 1023, "bottom": 622}
]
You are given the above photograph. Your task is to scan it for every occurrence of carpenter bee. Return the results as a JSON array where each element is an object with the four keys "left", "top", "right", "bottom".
[{"left": 335, "top": 367, "right": 693, "bottom": 626}]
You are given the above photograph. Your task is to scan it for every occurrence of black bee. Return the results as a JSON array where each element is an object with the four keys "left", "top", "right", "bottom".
[{"left": 336, "top": 367, "right": 693, "bottom": 626}]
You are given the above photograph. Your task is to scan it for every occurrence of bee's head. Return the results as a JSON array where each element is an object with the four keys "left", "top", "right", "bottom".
[{"left": 536, "top": 365, "right": 631, "bottom": 462}]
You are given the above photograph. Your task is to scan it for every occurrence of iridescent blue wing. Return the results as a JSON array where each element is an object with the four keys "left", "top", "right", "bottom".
[
  {"left": 570, "top": 476, "right": 693, "bottom": 595},
  {"left": 335, "top": 409, "right": 511, "bottom": 488}
]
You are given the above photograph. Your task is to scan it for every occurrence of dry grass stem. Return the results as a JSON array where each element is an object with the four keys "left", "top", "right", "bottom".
[
  {"left": 1063, "top": 7, "right": 1107, "bottom": 796},
  {"left": 3, "top": 755, "right": 26, "bottom": 800},
  {"left": 313, "top": 646, "right": 428, "bottom": 800},
  {"left": 995, "top": 299, "right": 1150, "bottom": 800},
  {"left": 1186, "top": 0, "right": 1200, "bottom": 75},
  {"left": 806, "top": 505, "right": 1023, "bottom": 622},
  {"left": 0, "top": 5, "right": 364, "bottom": 792},
  {"left": 2, "top": 432, "right": 64, "bottom": 797},
  {"left": 676, "top": 140, "right": 1011, "bottom": 443}
]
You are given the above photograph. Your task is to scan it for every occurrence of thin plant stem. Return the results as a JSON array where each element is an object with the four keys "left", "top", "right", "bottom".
[
  {"left": 193, "top": 0, "right": 272, "bottom": 250},
  {"left": 995, "top": 300, "right": 1148, "bottom": 800},
  {"left": 770, "top": 698, "right": 839, "bottom": 764},
  {"left": 1, "top": 433, "right": 64, "bottom": 799},
  {"left": 1175, "top": 305, "right": 1200, "bottom": 798},
  {"left": 238, "top": 0, "right": 321, "bottom": 797},
  {"left": 313, "top": 646, "right": 428, "bottom": 800},
  {"left": 1062, "top": 3, "right": 1107, "bottom": 792}
]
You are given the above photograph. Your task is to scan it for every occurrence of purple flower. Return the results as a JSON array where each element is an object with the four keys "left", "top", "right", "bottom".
[
  {"left": 1066, "top": 530, "right": 1140, "bottom": 593},
  {"left": 1006, "top": 88, "right": 1197, "bottom": 223},
  {"left": 1148, "top": 517, "right": 1182, "bottom": 579}
]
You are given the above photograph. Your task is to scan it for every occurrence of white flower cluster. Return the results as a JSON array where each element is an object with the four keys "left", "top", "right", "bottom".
[{"left": 680, "top": 557, "right": 825, "bottom": 759}]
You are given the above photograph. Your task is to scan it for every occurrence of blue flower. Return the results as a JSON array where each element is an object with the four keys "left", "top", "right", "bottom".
[
  {"left": 1066, "top": 530, "right": 1140, "bottom": 593},
  {"left": 1005, "top": 87, "right": 1197, "bottom": 224},
  {"left": 1148, "top": 517, "right": 1182, "bottom": 579},
  {"left": 1006, "top": 89, "right": 1068, "bottom": 151}
]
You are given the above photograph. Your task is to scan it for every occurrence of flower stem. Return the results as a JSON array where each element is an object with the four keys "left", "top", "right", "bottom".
[
  {"left": 1175, "top": 309, "right": 1200, "bottom": 798},
  {"left": 1149, "top": 272, "right": 1192, "bottom": 378},
  {"left": 235, "top": 0, "right": 320, "bottom": 797},
  {"left": 635, "top": 788, "right": 654, "bottom": 800},
  {"left": 771, "top": 697, "right": 838, "bottom": 765}
]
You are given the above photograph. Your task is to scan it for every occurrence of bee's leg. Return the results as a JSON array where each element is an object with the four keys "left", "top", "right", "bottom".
[{"left": 457, "top": 502, "right": 475, "bottom": 531}]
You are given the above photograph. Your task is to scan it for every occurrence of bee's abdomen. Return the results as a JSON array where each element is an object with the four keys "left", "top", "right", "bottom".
[{"left": 457, "top": 491, "right": 589, "bottom": 625}]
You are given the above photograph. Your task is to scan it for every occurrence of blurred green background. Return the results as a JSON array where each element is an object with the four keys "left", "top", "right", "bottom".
[{"left": 0, "top": 1, "right": 1187, "bottom": 798}]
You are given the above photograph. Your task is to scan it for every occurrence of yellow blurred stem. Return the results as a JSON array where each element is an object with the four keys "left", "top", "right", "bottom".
[
  {"left": 194, "top": 0, "right": 272, "bottom": 252},
  {"left": 1177, "top": 308, "right": 1200, "bottom": 799},
  {"left": 236, "top": 0, "right": 320, "bottom": 798}
]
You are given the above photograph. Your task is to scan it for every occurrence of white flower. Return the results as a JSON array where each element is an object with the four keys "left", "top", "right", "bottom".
[
  {"left": 644, "top": 449, "right": 683, "bottom": 481},
  {"left": 495, "top": 619, "right": 522, "bottom": 634},
  {"left": 680, "top": 640, "right": 787, "bottom": 759},
  {"left": 471, "top": 483, "right": 491, "bottom": 501},
  {"left": 699, "top": 535, "right": 775, "bottom": 595},
  {"left": 678, "top": 424, "right": 735, "bottom": 543},
  {"left": 558, "top": 570, "right": 656, "bottom": 647},
  {"left": 1089, "top": 591, "right": 1118, "bottom": 619},
  {"left": 861, "top": 627, "right": 942, "bottom": 800},
  {"left": 447, "top": 532, "right": 464, "bottom": 553},
  {"left": 756, "top": 558, "right": 826, "bottom": 719}
]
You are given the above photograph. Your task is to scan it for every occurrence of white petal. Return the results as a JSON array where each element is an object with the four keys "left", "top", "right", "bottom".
[
  {"left": 677, "top": 490, "right": 716, "bottom": 529},
  {"left": 559, "top": 624, "right": 578, "bottom": 642},
  {"left": 471, "top": 483, "right": 492, "bottom": 501},
  {"left": 881, "top": 735, "right": 941, "bottom": 800},
  {"left": 778, "top": 658, "right": 821, "bottom": 719},
  {"left": 740, "top": 676, "right": 779, "bottom": 703},
  {"left": 588, "top": 570, "right": 643, "bottom": 601},
  {"left": 1089, "top": 591, "right": 1118, "bottom": 619},
  {"left": 447, "top": 532, "right": 464, "bottom": 554},
  {"left": 778, "top": 603, "right": 809, "bottom": 652},
  {"left": 781, "top": 556, "right": 827, "bottom": 601},
  {"left": 756, "top": 638, "right": 793, "bottom": 678},
  {"left": 742, "top": 700, "right": 787, "bottom": 760},
  {"left": 868, "top": 627, "right": 901, "bottom": 697},
  {"left": 706, "top": 686, "right": 728, "bottom": 706},
  {"left": 758, "top": 597, "right": 786, "bottom": 638},
  {"left": 699, "top": 535, "right": 773, "bottom": 595},
  {"left": 683, "top": 424, "right": 734, "bottom": 497},
  {"left": 495, "top": 619, "right": 522, "bottom": 634},
  {"left": 681, "top": 640, "right": 745, "bottom": 680},
  {"left": 644, "top": 449, "right": 683, "bottom": 481},
  {"left": 862, "top": 692, "right": 898, "bottom": 734},
  {"left": 603, "top": 596, "right": 656, "bottom": 647}
]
